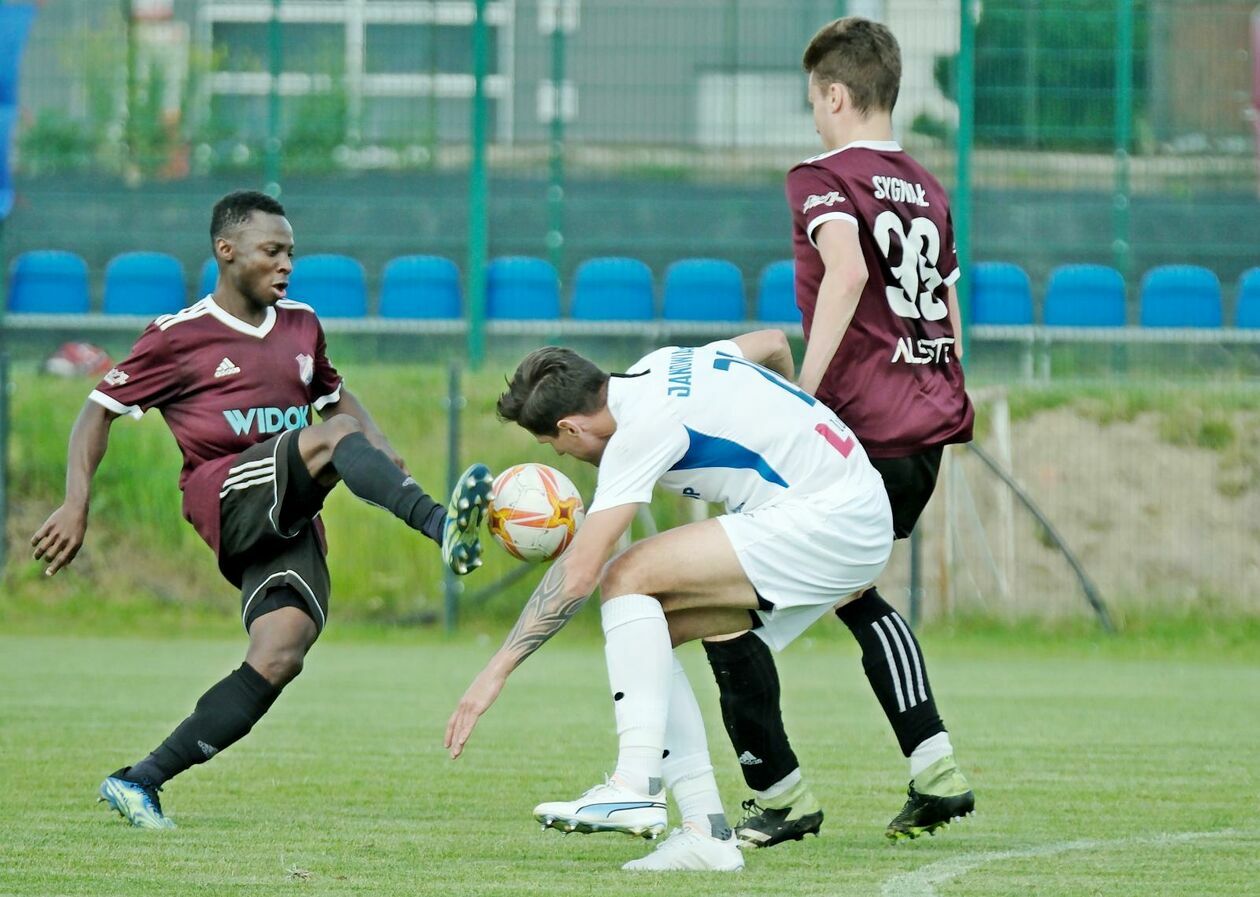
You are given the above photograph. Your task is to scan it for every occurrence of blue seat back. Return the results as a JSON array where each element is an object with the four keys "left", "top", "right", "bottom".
[
  {"left": 288, "top": 254, "right": 367, "bottom": 318},
  {"left": 1139, "top": 265, "right": 1222, "bottom": 328},
  {"left": 1235, "top": 268, "right": 1260, "bottom": 329},
  {"left": 103, "top": 252, "right": 186, "bottom": 316},
  {"left": 486, "top": 256, "right": 560, "bottom": 320},
  {"left": 8, "top": 250, "right": 90, "bottom": 313},
  {"left": 571, "top": 257, "right": 654, "bottom": 321},
  {"left": 662, "top": 259, "right": 745, "bottom": 321},
  {"left": 1043, "top": 264, "right": 1127, "bottom": 327},
  {"left": 379, "top": 255, "right": 462, "bottom": 319},
  {"left": 756, "top": 260, "right": 797, "bottom": 322},
  {"left": 198, "top": 257, "right": 217, "bottom": 298},
  {"left": 970, "top": 262, "right": 1033, "bottom": 325}
]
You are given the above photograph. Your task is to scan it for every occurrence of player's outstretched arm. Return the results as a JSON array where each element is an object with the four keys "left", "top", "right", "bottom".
[
  {"left": 732, "top": 329, "right": 795, "bottom": 380},
  {"left": 318, "top": 387, "right": 409, "bottom": 474},
  {"left": 797, "top": 219, "right": 867, "bottom": 397},
  {"left": 444, "top": 504, "right": 638, "bottom": 758},
  {"left": 31, "top": 399, "right": 119, "bottom": 576}
]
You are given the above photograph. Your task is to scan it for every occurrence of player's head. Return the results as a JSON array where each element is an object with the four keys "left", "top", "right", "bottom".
[
  {"left": 209, "top": 190, "right": 293, "bottom": 308},
  {"left": 802, "top": 17, "right": 900, "bottom": 142},
  {"left": 497, "top": 347, "right": 613, "bottom": 464}
]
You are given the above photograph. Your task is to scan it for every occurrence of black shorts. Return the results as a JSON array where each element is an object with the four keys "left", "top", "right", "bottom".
[
  {"left": 869, "top": 446, "right": 944, "bottom": 540},
  {"left": 218, "top": 429, "right": 334, "bottom": 633}
]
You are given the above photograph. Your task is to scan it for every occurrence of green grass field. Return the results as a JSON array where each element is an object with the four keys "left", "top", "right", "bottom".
[{"left": 1, "top": 627, "right": 1256, "bottom": 897}]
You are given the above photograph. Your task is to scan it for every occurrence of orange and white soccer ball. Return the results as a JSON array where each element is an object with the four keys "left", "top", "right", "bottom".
[{"left": 487, "top": 463, "right": 586, "bottom": 562}]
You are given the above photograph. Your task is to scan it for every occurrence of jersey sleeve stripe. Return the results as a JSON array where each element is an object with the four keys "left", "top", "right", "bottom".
[
  {"left": 88, "top": 390, "right": 143, "bottom": 419},
  {"left": 313, "top": 384, "right": 342, "bottom": 411},
  {"left": 806, "top": 211, "right": 859, "bottom": 248},
  {"left": 943, "top": 267, "right": 962, "bottom": 287}
]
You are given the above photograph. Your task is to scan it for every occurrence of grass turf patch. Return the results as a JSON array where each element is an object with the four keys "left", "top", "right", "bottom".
[{"left": 0, "top": 630, "right": 1256, "bottom": 896}]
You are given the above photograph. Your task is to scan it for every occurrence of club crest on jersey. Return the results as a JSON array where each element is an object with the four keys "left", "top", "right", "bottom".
[
  {"left": 103, "top": 367, "right": 129, "bottom": 386},
  {"left": 296, "top": 353, "right": 314, "bottom": 385},
  {"left": 802, "top": 191, "right": 845, "bottom": 213}
]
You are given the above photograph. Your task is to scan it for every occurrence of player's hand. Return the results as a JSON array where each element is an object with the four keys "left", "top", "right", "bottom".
[
  {"left": 30, "top": 504, "right": 88, "bottom": 577},
  {"left": 445, "top": 666, "right": 507, "bottom": 759}
]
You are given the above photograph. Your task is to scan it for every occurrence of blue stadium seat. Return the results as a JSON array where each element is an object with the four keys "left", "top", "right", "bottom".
[
  {"left": 486, "top": 256, "right": 560, "bottom": 320},
  {"left": 662, "top": 259, "right": 745, "bottom": 321},
  {"left": 1043, "top": 264, "right": 1127, "bottom": 327},
  {"left": 1235, "top": 268, "right": 1260, "bottom": 329},
  {"left": 1139, "top": 265, "right": 1222, "bottom": 328},
  {"left": 570, "top": 257, "right": 654, "bottom": 320},
  {"left": 7, "top": 250, "right": 90, "bottom": 314},
  {"left": 103, "top": 252, "right": 186, "bottom": 316},
  {"left": 756, "top": 260, "right": 797, "bottom": 322},
  {"left": 288, "top": 254, "right": 367, "bottom": 318},
  {"left": 970, "top": 262, "right": 1033, "bottom": 325},
  {"left": 198, "top": 257, "right": 216, "bottom": 298},
  {"left": 379, "top": 255, "right": 462, "bottom": 318}
]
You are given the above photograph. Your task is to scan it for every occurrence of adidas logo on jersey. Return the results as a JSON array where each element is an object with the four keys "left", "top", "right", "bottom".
[
  {"left": 738, "top": 751, "right": 763, "bottom": 766},
  {"left": 214, "top": 357, "right": 241, "bottom": 378}
]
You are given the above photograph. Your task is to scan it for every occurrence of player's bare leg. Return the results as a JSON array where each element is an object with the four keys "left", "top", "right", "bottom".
[{"left": 536, "top": 520, "right": 752, "bottom": 869}]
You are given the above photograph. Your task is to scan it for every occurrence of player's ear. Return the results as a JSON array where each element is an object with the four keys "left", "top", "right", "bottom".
[
  {"left": 214, "top": 236, "right": 233, "bottom": 263},
  {"left": 556, "top": 417, "right": 580, "bottom": 438},
  {"left": 828, "top": 80, "right": 847, "bottom": 113}
]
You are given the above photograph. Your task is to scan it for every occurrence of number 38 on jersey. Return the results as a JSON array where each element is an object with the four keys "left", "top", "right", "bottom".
[{"left": 873, "top": 211, "right": 949, "bottom": 322}]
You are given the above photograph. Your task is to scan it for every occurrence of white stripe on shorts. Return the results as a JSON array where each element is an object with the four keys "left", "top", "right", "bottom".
[
  {"left": 223, "top": 457, "right": 275, "bottom": 483},
  {"left": 220, "top": 472, "right": 276, "bottom": 498}
]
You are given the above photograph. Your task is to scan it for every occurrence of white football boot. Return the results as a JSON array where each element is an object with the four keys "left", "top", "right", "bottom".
[
  {"left": 622, "top": 826, "right": 745, "bottom": 872},
  {"left": 533, "top": 777, "right": 667, "bottom": 838}
]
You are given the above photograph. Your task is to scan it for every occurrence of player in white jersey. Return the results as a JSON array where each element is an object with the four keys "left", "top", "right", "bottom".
[{"left": 444, "top": 330, "right": 893, "bottom": 872}]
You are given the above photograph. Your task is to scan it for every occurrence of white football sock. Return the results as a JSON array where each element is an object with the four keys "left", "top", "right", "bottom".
[
  {"left": 755, "top": 768, "right": 803, "bottom": 804},
  {"left": 909, "top": 731, "right": 954, "bottom": 779},
  {"left": 601, "top": 594, "right": 671, "bottom": 796},
  {"left": 663, "top": 655, "right": 729, "bottom": 839}
]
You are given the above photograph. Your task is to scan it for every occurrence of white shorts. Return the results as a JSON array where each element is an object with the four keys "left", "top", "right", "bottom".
[{"left": 717, "top": 486, "right": 893, "bottom": 652}]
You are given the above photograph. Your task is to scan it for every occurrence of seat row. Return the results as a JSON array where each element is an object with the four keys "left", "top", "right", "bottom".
[
  {"left": 11, "top": 251, "right": 1259, "bottom": 332},
  {"left": 6, "top": 251, "right": 801, "bottom": 323},
  {"left": 973, "top": 262, "right": 1260, "bottom": 329}
]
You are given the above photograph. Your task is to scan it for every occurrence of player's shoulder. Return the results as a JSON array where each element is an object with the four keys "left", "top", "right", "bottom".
[
  {"left": 153, "top": 297, "right": 215, "bottom": 333},
  {"left": 275, "top": 298, "right": 319, "bottom": 317}
]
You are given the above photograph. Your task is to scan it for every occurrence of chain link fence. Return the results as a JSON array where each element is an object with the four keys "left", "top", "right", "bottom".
[{"left": 3, "top": 0, "right": 1259, "bottom": 620}]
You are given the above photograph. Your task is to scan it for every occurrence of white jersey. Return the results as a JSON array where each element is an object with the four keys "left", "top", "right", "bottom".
[{"left": 588, "top": 341, "right": 886, "bottom": 517}]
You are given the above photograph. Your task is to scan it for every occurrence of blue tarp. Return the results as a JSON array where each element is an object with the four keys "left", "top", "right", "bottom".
[{"left": 0, "top": 3, "right": 36, "bottom": 221}]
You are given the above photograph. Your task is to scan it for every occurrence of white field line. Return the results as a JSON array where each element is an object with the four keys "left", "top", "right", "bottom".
[{"left": 879, "top": 829, "right": 1250, "bottom": 897}]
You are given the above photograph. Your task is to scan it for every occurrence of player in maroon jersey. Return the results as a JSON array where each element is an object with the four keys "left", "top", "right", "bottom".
[
  {"left": 30, "top": 191, "right": 492, "bottom": 829},
  {"left": 702, "top": 18, "right": 975, "bottom": 847}
]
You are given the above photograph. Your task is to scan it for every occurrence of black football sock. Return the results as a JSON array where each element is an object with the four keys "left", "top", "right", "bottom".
[
  {"left": 835, "top": 588, "right": 945, "bottom": 757},
  {"left": 330, "top": 431, "right": 445, "bottom": 542},
  {"left": 703, "top": 632, "right": 800, "bottom": 792},
  {"left": 126, "top": 663, "right": 280, "bottom": 786}
]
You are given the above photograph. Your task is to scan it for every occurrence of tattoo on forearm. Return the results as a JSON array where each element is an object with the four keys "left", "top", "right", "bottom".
[{"left": 501, "top": 561, "right": 590, "bottom": 665}]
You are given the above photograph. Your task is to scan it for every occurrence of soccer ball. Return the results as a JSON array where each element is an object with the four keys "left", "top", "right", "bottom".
[{"left": 487, "top": 463, "right": 586, "bottom": 562}]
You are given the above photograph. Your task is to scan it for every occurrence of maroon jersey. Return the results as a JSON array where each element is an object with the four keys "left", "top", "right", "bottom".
[
  {"left": 786, "top": 139, "right": 974, "bottom": 458},
  {"left": 89, "top": 297, "right": 342, "bottom": 554}
]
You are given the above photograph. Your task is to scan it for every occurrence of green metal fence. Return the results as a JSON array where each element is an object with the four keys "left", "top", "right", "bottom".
[
  {"left": 8, "top": 1, "right": 1257, "bottom": 344},
  {"left": 4, "top": 0, "right": 1260, "bottom": 621}
]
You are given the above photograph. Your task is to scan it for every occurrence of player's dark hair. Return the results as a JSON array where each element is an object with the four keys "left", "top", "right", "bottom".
[
  {"left": 210, "top": 190, "right": 287, "bottom": 243},
  {"left": 802, "top": 17, "right": 901, "bottom": 115},
  {"left": 497, "top": 347, "right": 610, "bottom": 436}
]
